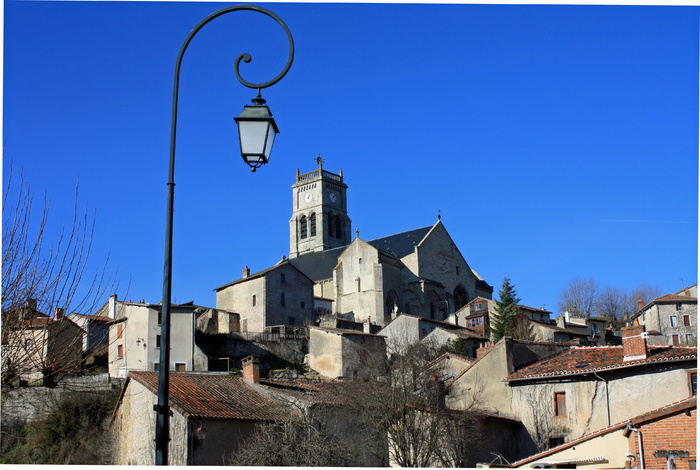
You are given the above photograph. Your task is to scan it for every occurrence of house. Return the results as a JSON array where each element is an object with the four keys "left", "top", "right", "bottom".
[
  {"left": 510, "top": 396, "right": 696, "bottom": 469},
  {"left": 553, "top": 311, "right": 607, "bottom": 346},
  {"left": 67, "top": 312, "right": 113, "bottom": 357},
  {"left": 630, "top": 286, "right": 697, "bottom": 346},
  {"left": 422, "top": 327, "right": 488, "bottom": 358},
  {"left": 214, "top": 261, "right": 315, "bottom": 332},
  {"left": 111, "top": 370, "right": 290, "bottom": 465},
  {"left": 378, "top": 313, "right": 477, "bottom": 355},
  {"left": 1, "top": 299, "right": 84, "bottom": 386},
  {"left": 214, "top": 161, "right": 493, "bottom": 332},
  {"left": 101, "top": 295, "right": 208, "bottom": 377},
  {"left": 112, "top": 356, "right": 385, "bottom": 466},
  {"left": 307, "top": 326, "right": 386, "bottom": 379},
  {"left": 448, "top": 325, "right": 696, "bottom": 460}
]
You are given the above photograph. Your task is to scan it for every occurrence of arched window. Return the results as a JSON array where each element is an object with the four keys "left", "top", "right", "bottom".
[
  {"left": 335, "top": 215, "right": 342, "bottom": 239},
  {"left": 453, "top": 285, "right": 469, "bottom": 311},
  {"left": 386, "top": 290, "right": 400, "bottom": 324},
  {"left": 328, "top": 212, "right": 334, "bottom": 238},
  {"left": 300, "top": 216, "right": 307, "bottom": 239},
  {"left": 310, "top": 213, "right": 317, "bottom": 237}
]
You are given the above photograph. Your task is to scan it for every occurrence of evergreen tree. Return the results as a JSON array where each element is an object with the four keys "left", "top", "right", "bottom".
[{"left": 491, "top": 278, "right": 521, "bottom": 342}]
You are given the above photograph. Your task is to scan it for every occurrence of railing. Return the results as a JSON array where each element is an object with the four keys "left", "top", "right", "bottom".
[
  {"left": 232, "top": 326, "right": 308, "bottom": 342},
  {"left": 297, "top": 169, "right": 342, "bottom": 183}
]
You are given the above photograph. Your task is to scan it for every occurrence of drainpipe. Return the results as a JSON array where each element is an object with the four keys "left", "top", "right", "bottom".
[
  {"left": 626, "top": 425, "right": 645, "bottom": 469},
  {"left": 593, "top": 372, "right": 611, "bottom": 426}
]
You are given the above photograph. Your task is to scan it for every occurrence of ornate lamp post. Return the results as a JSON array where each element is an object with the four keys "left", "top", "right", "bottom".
[{"left": 156, "top": 5, "right": 294, "bottom": 465}]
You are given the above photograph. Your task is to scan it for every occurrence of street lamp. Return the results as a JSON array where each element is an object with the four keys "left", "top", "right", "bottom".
[{"left": 156, "top": 5, "right": 294, "bottom": 465}]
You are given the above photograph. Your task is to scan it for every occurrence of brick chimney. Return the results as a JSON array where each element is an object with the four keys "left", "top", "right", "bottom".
[
  {"left": 242, "top": 266, "right": 250, "bottom": 279},
  {"left": 622, "top": 325, "right": 648, "bottom": 361},
  {"left": 476, "top": 341, "right": 494, "bottom": 359},
  {"left": 242, "top": 355, "right": 261, "bottom": 383},
  {"left": 54, "top": 308, "right": 65, "bottom": 320},
  {"left": 637, "top": 298, "right": 644, "bottom": 311}
]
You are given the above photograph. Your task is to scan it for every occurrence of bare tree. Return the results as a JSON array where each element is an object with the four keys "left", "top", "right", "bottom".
[
  {"left": 2, "top": 170, "right": 115, "bottom": 387},
  {"left": 596, "top": 286, "right": 627, "bottom": 327},
  {"left": 557, "top": 277, "right": 600, "bottom": 317}
]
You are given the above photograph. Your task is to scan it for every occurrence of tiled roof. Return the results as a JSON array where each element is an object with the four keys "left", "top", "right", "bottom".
[
  {"left": 69, "top": 313, "right": 113, "bottom": 323},
  {"left": 214, "top": 260, "right": 313, "bottom": 290},
  {"left": 506, "top": 345, "right": 697, "bottom": 382},
  {"left": 129, "top": 372, "right": 289, "bottom": 421},
  {"left": 633, "top": 293, "right": 698, "bottom": 318},
  {"left": 257, "top": 378, "right": 355, "bottom": 406}
]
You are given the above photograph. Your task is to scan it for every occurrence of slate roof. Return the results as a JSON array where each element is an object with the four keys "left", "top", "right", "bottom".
[
  {"left": 287, "top": 226, "right": 433, "bottom": 282},
  {"left": 128, "top": 372, "right": 289, "bottom": 421},
  {"left": 505, "top": 345, "right": 697, "bottom": 382}
]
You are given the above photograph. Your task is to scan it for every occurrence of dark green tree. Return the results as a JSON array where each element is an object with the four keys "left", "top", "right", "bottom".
[{"left": 491, "top": 278, "right": 521, "bottom": 342}]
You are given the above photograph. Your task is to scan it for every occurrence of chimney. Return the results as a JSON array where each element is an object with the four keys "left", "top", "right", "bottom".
[
  {"left": 109, "top": 294, "right": 118, "bottom": 319},
  {"left": 54, "top": 308, "right": 65, "bottom": 320},
  {"left": 242, "top": 266, "right": 250, "bottom": 279},
  {"left": 242, "top": 355, "right": 261, "bottom": 383},
  {"left": 476, "top": 341, "right": 494, "bottom": 359},
  {"left": 622, "top": 325, "right": 648, "bottom": 361},
  {"left": 637, "top": 298, "right": 644, "bottom": 311}
]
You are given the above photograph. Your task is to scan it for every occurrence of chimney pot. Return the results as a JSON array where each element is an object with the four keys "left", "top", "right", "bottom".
[{"left": 54, "top": 308, "right": 65, "bottom": 320}]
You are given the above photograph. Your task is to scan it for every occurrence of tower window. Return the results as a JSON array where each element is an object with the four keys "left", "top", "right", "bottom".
[
  {"left": 300, "top": 216, "right": 308, "bottom": 239},
  {"left": 310, "top": 213, "right": 316, "bottom": 237},
  {"left": 328, "top": 213, "right": 334, "bottom": 238},
  {"left": 335, "top": 215, "right": 342, "bottom": 239}
]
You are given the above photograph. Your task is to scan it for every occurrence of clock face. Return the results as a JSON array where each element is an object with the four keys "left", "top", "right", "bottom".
[
  {"left": 329, "top": 192, "right": 337, "bottom": 203},
  {"left": 304, "top": 193, "right": 313, "bottom": 202}
]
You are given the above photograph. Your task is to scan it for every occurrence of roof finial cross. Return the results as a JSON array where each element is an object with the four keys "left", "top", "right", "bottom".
[
  {"left": 315, "top": 154, "right": 324, "bottom": 169},
  {"left": 355, "top": 228, "right": 360, "bottom": 239},
  {"left": 437, "top": 210, "right": 441, "bottom": 221}
]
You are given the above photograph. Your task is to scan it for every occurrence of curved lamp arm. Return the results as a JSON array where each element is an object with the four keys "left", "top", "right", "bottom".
[{"left": 156, "top": 5, "right": 294, "bottom": 466}]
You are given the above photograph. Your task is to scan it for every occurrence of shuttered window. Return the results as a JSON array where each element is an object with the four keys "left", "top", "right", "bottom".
[{"left": 554, "top": 392, "right": 567, "bottom": 416}]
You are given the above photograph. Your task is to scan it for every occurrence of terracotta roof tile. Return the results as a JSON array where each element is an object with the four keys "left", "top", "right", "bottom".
[
  {"left": 129, "top": 372, "right": 289, "bottom": 421},
  {"left": 506, "top": 345, "right": 697, "bottom": 382}
]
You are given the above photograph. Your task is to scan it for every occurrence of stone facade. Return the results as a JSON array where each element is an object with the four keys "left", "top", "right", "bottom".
[
  {"left": 632, "top": 289, "right": 697, "bottom": 346},
  {"left": 307, "top": 326, "right": 386, "bottom": 379},
  {"left": 215, "top": 262, "right": 315, "bottom": 332}
]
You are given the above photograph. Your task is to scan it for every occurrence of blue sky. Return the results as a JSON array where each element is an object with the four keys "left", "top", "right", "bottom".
[{"left": 3, "top": 1, "right": 698, "bottom": 315}]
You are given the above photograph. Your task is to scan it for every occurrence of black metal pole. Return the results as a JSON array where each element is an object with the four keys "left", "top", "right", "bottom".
[{"left": 155, "top": 5, "right": 294, "bottom": 465}]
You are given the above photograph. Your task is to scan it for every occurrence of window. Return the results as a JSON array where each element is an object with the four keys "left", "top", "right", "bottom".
[
  {"left": 430, "top": 303, "right": 435, "bottom": 320},
  {"left": 474, "top": 303, "right": 483, "bottom": 311},
  {"left": 356, "top": 277, "right": 361, "bottom": 292},
  {"left": 156, "top": 335, "right": 161, "bottom": 348},
  {"left": 252, "top": 295, "right": 256, "bottom": 307},
  {"left": 310, "top": 213, "right": 316, "bottom": 237},
  {"left": 683, "top": 315, "right": 691, "bottom": 327},
  {"left": 686, "top": 334, "right": 694, "bottom": 344},
  {"left": 672, "top": 334, "right": 680, "bottom": 345},
  {"left": 676, "top": 303, "right": 684, "bottom": 311},
  {"left": 328, "top": 214, "right": 334, "bottom": 237},
  {"left": 118, "top": 324, "right": 124, "bottom": 339},
  {"left": 335, "top": 215, "right": 342, "bottom": 239},
  {"left": 280, "top": 273, "right": 286, "bottom": 283},
  {"left": 175, "top": 363, "right": 187, "bottom": 372},
  {"left": 280, "top": 293, "right": 286, "bottom": 307},
  {"left": 548, "top": 437, "right": 565, "bottom": 448},
  {"left": 153, "top": 362, "right": 160, "bottom": 372},
  {"left": 670, "top": 315, "right": 678, "bottom": 327},
  {"left": 300, "top": 216, "right": 308, "bottom": 239},
  {"left": 554, "top": 392, "right": 567, "bottom": 416},
  {"left": 300, "top": 301, "right": 305, "bottom": 309},
  {"left": 456, "top": 266, "right": 460, "bottom": 275},
  {"left": 117, "top": 344, "right": 124, "bottom": 358},
  {"left": 690, "top": 372, "right": 697, "bottom": 396},
  {"left": 158, "top": 311, "right": 162, "bottom": 325},
  {"left": 24, "top": 338, "right": 33, "bottom": 351}
]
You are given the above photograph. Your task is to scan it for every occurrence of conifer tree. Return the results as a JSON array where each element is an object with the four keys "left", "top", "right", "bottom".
[{"left": 491, "top": 277, "right": 521, "bottom": 342}]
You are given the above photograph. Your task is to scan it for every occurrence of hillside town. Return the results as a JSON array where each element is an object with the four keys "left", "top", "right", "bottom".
[{"left": 1, "top": 163, "right": 697, "bottom": 468}]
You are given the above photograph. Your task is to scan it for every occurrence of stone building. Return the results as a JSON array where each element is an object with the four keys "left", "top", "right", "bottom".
[
  {"left": 630, "top": 285, "right": 697, "bottom": 346},
  {"left": 101, "top": 295, "right": 209, "bottom": 377},
  {"left": 307, "top": 326, "right": 386, "bottom": 379},
  {"left": 447, "top": 325, "right": 697, "bottom": 459},
  {"left": 215, "top": 160, "right": 492, "bottom": 332}
]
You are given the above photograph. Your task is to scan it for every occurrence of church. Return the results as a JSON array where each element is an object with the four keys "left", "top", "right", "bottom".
[{"left": 214, "top": 159, "right": 492, "bottom": 332}]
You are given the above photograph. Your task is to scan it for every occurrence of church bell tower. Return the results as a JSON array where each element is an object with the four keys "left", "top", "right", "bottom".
[{"left": 289, "top": 157, "right": 351, "bottom": 258}]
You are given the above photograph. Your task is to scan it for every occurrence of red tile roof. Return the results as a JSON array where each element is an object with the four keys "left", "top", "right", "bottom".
[
  {"left": 506, "top": 345, "right": 697, "bottom": 382},
  {"left": 129, "top": 372, "right": 290, "bottom": 421}
]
